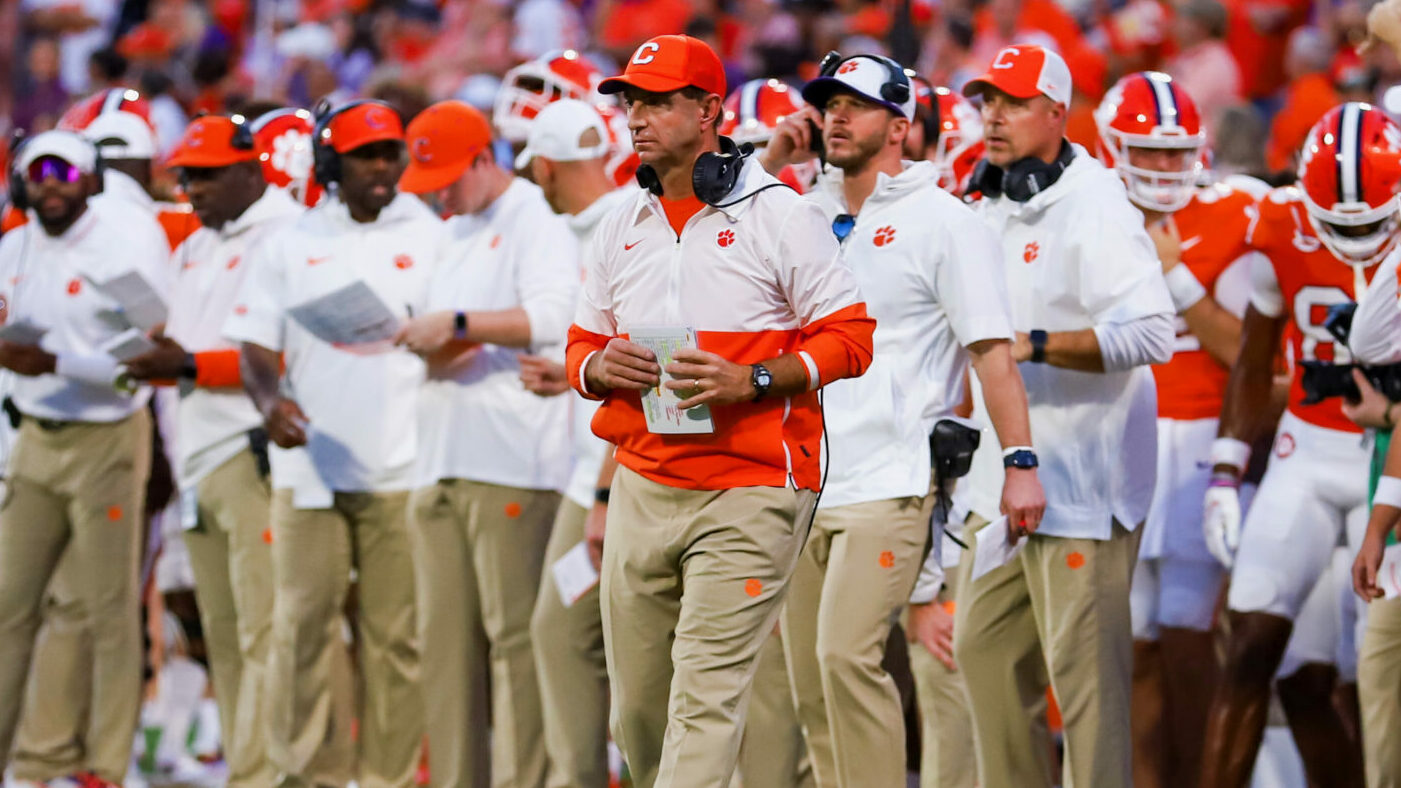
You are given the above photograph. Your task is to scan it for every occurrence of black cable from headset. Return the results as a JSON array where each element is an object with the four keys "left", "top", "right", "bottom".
[{"left": 709, "top": 181, "right": 795, "bottom": 209}]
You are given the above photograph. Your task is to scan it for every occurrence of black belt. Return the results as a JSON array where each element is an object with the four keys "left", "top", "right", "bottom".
[{"left": 5, "top": 397, "right": 77, "bottom": 431}]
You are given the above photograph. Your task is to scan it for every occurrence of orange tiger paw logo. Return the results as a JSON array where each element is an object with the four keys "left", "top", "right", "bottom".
[
  {"left": 717, "top": 229, "right": 736, "bottom": 248},
  {"left": 873, "top": 226, "right": 896, "bottom": 247}
]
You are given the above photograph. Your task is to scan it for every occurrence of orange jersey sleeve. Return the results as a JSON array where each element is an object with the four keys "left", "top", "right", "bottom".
[{"left": 1152, "top": 185, "right": 1256, "bottom": 420}]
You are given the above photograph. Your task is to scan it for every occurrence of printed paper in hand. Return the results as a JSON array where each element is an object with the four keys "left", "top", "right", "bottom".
[
  {"left": 628, "top": 326, "right": 715, "bottom": 435},
  {"left": 100, "top": 328, "right": 157, "bottom": 362},
  {"left": 288, "top": 281, "right": 401, "bottom": 347},
  {"left": 552, "top": 541, "right": 599, "bottom": 607},
  {"left": 971, "top": 517, "right": 1023, "bottom": 582},
  {"left": 88, "top": 271, "right": 168, "bottom": 330},
  {"left": 1379, "top": 544, "right": 1401, "bottom": 599},
  {"left": 0, "top": 320, "right": 47, "bottom": 346}
]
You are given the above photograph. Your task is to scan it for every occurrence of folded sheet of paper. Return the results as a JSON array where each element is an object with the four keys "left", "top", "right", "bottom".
[
  {"left": 971, "top": 516, "right": 1022, "bottom": 582},
  {"left": 288, "top": 281, "right": 401, "bottom": 347},
  {"left": 628, "top": 326, "right": 715, "bottom": 435},
  {"left": 0, "top": 320, "right": 47, "bottom": 346},
  {"left": 101, "top": 328, "right": 157, "bottom": 362},
  {"left": 89, "top": 271, "right": 168, "bottom": 330},
  {"left": 1379, "top": 544, "right": 1401, "bottom": 599},
  {"left": 552, "top": 541, "right": 599, "bottom": 607}
]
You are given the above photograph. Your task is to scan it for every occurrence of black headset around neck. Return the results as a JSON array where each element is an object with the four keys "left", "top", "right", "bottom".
[
  {"left": 970, "top": 139, "right": 1076, "bottom": 202},
  {"left": 634, "top": 135, "right": 760, "bottom": 206}
]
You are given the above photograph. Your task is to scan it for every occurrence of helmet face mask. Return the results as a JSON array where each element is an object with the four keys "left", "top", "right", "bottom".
[
  {"left": 493, "top": 51, "right": 606, "bottom": 143},
  {"left": 1094, "top": 71, "right": 1205, "bottom": 214},
  {"left": 1114, "top": 139, "right": 1204, "bottom": 212},
  {"left": 1297, "top": 101, "right": 1401, "bottom": 268}
]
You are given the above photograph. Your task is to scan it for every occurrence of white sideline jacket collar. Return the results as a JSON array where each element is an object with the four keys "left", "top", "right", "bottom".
[
  {"left": 216, "top": 185, "right": 302, "bottom": 241},
  {"left": 312, "top": 191, "right": 436, "bottom": 233},
  {"left": 569, "top": 187, "right": 632, "bottom": 239},
  {"left": 808, "top": 159, "right": 941, "bottom": 213},
  {"left": 981, "top": 142, "right": 1093, "bottom": 217}
]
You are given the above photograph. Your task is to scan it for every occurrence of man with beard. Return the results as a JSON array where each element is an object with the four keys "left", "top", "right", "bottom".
[
  {"left": 779, "top": 53, "right": 1045, "bottom": 788},
  {"left": 223, "top": 100, "right": 442, "bottom": 788},
  {"left": 0, "top": 130, "right": 170, "bottom": 788}
]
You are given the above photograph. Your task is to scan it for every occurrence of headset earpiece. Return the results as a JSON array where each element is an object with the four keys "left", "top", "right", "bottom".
[
  {"left": 692, "top": 136, "right": 754, "bottom": 205},
  {"left": 310, "top": 98, "right": 379, "bottom": 186},
  {"left": 8, "top": 131, "right": 28, "bottom": 212},
  {"left": 230, "top": 113, "right": 255, "bottom": 152}
]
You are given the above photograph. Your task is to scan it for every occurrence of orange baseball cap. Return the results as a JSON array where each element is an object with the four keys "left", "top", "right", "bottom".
[
  {"left": 166, "top": 116, "right": 259, "bottom": 168},
  {"left": 962, "top": 44, "right": 1072, "bottom": 107},
  {"left": 398, "top": 100, "right": 493, "bottom": 194},
  {"left": 321, "top": 101, "right": 404, "bottom": 154},
  {"left": 599, "top": 35, "right": 726, "bottom": 98}
]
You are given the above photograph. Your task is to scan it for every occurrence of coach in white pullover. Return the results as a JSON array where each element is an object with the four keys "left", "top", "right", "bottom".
[
  {"left": 225, "top": 101, "right": 440, "bottom": 788},
  {"left": 123, "top": 115, "right": 304, "bottom": 787},
  {"left": 781, "top": 55, "right": 1045, "bottom": 788},
  {"left": 394, "top": 100, "right": 578, "bottom": 788},
  {"left": 0, "top": 131, "right": 170, "bottom": 786},
  {"left": 952, "top": 45, "right": 1174, "bottom": 788}
]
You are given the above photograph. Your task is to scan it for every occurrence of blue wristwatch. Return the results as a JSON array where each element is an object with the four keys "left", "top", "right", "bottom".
[{"left": 1003, "top": 449, "right": 1039, "bottom": 469}]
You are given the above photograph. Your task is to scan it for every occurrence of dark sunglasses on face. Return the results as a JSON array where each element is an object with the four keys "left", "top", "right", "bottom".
[
  {"left": 832, "top": 213, "right": 855, "bottom": 242},
  {"left": 26, "top": 157, "right": 83, "bottom": 185}
]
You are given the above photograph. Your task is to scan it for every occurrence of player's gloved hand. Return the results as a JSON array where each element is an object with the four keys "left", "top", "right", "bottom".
[{"left": 1203, "top": 474, "right": 1242, "bottom": 568}]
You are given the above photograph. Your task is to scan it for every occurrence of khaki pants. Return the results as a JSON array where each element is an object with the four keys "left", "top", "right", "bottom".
[
  {"left": 781, "top": 495, "right": 931, "bottom": 787},
  {"left": 268, "top": 489, "right": 421, "bottom": 788},
  {"left": 185, "top": 448, "right": 275, "bottom": 787},
  {"left": 953, "top": 519, "right": 1141, "bottom": 788},
  {"left": 736, "top": 631, "right": 815, "bottom": 788},
  {"left": 1361, "top": 596, "right": 1401, "bottom": 788},
  {"left": 409, "top": 479, "right": 557, "bottom": 788},
  {"left": 531, "top": 499, "right": 609, "bottom": 788},
  {"left": 11, "top": 552, "right": 91, "bottom": 781},
  {"left": 0, "top": 411, "right": 151, "bottom": 783},
  {"left": 602, "top": 467, "right": 814, "bottom": 788},
  {"left": 909, "top": 575, "right": 975, "bottom": 788}
]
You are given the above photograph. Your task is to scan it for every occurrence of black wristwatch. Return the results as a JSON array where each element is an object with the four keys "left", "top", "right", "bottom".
[
  {"left": 750, "top": 363, "right": 773, "bottom": 402},
  {"left": 1029, "top": 329, "right": 1048, "bottom": 364},
  {"left": 594, "top": 487, "right": 610, "bottom": 505},
  {"left": 1003, "top": 449, "right": 1039, "bottom": 469},
  {"left": 453, "top": 311, "right": 469, "bottom": 340},
  {"left": 179, "top": 352, "right": 198, "bottom": 380}
]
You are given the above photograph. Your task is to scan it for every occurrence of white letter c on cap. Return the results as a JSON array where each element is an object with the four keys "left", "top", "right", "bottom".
[
  {"left": 632, "top": 42, "right": 661, "bottom": 65},
  {"left": 993, "top": 47, "right": 1020, "bottom": 69}
]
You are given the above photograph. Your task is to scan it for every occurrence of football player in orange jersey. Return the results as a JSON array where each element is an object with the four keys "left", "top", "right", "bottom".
[
  {"left": 1198, "top": 102, "right": 1401, "bottom": 788},
  {"left": 1094, "top": 71, "right": 1257, "bottom": 788}
]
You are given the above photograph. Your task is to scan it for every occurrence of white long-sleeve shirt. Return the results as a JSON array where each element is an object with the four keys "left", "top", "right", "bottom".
[
  {"left": 223, "top": 193, "right": 444, "bottom": 504},
  {"left": 415, "top": 178, "right": 579, "bottom": 491},
  {"left": 166, "top": 187, "right": 303, "bottom": 487},
  {"left": 1350, "top": 245, "right": 1401, "bottom": 366},
  {"left": 0, "top": 200, "right": 171, "bottom": 422},
  {"left": 963, "top": 145, "right": 1175, "bottom": 540}
]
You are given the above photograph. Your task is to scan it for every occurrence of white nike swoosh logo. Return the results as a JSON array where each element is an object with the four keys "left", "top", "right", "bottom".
[{"left": 1180, "top": 236, "right": 1202, "bottom": 252}]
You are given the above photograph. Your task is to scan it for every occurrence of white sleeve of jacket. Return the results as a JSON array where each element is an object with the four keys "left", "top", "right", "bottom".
[
  {"left": 1351, "top": 249, "right": 1401, "bottom": 366},
  {"left": 1093, "top": 313, "right": 1175, "bottom": 371}
]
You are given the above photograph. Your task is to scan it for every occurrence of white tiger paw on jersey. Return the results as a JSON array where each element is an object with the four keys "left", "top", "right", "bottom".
[{"left": 1203, "top": 480, "right": 1242, "bottom": 568}]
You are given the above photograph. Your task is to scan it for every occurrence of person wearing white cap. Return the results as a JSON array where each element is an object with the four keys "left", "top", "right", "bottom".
[
  {"left": 950, "top": 44, "right": 1174, "bottom": 788},
  {"left": 392, "top": 99, "right": 578, "bottom": 788},
  {"left": 774, "top": 52, "right": 1044, "bottom": 788},
  {"left": 7, "top": 98, "right": 196, "bottom": 788},
  {"left": 515, "top": 97, "right": 632, "bottom": 788},
  {"left": 83, "top": 108, "right": 200, "bottom": 250},
  {"left": 0, "top": 130, "right": 171, "bottom": 788}
]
